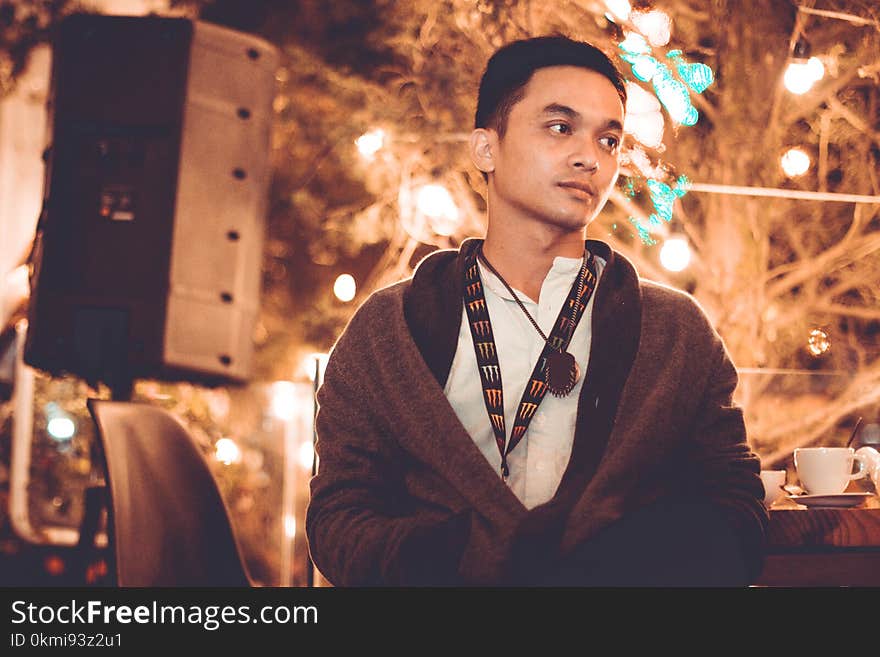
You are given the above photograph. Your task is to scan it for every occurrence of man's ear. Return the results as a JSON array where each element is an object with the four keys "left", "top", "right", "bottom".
[{"left": 469, "top": 128, "right": 496, "bottom": 174}]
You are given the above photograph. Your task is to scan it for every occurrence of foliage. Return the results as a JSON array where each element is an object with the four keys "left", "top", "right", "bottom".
[
  {"left": 0, "top": 0, "right": 74, "bottom": 96},
  {"left": 1, "top": 1, "right": 880, "bottom": 580},
  {"left": 196, "top": 0, "right": 880, "bottom": 460}
]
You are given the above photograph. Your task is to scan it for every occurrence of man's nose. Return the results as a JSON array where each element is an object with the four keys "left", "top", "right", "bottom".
[{"left": 568, "top": 139, "right": 599, "bottom": 172}]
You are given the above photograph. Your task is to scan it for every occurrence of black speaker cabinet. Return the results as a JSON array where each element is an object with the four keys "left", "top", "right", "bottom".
[{"left": 24, "top": 13, "right": 278, "bottom": 390}]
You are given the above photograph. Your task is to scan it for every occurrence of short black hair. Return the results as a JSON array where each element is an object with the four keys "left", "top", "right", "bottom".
[{"left": 475, "top": 35, "right": 627, "bottom": 138}]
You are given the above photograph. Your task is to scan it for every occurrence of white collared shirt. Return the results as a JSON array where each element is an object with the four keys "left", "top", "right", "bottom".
[{"left": 444, "top": 253, "right": 606, "bottom": 509}]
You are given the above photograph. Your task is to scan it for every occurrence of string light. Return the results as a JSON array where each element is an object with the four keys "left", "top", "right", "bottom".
[
  {"left": 603, "top": 0, "right": 631, "bottom": 22},
  {"left": 298, "top": 441, "right": 315, "bottom": 470},
  {"left": 46, "top": 417, "right": 75, "bottom": 440},
  {"left": 659, "top": 236, "right": 691, "bottom": 272},
  {"left": 622, "top": 144, "right": 663, "bottom": 179},
  {"left": 619, "top": 44, "right": 710, "bottom": 127},
  {"left": 284, "top": 514, "right": 297, "bottom": 538},
  {"left": 616, "top": 12, "right": 713, "bottom": 247},
  {"left": 808, "top": 329, "right": 830, "bottom": 356},
  {"left": 300, "top": 352, "right": 329, "bottom": 382},
  {"left": 807, "top": 57, "right": 825, "bottom": 81},
  {"left": 624, "top": 82, "right": 664, "bottom": 149},
  {"left": 44, "top": 403, "right": 75, "bottom": 440},
  {"left": 333, "top": 273, "right": 356, "bottom": 302},
  {"left": 784, "top": 59, "right": 824, "bottom": 94},
  {"left": 653, "top": 69, "right": 698, "bottom": 125},
  {"left": 214, "top": 438, "right": 242, "bottom": 465},
  {"left": 631, "top": 9, "right": 672, "bottom": 47},
  {"left": 620, "top": 34, "right": 658, "bottom": 83},
  {"left": 647, "top": 176, "right": 689, "bottom": 225},
  {"left": 415, "top": 183, "right": 460, "bottom": 236},
  {"left": 668, "top": 50, "right": 714, "bottom": 94},
  {"left": 784, "top": 38, "right": 824, "bottom": 94},
  {"left": 355, "top": 128, "right": 385, "bottom": 159},
  {"left": 619, "top": 32, "right": 650, "bottom": 57},
  {"left": 270, "top": 381, "right": 298, "bottom": 421},
  {"left": 624, "top": 175, "right": 689, "bottom": 246},
  {"left": 781, "top": 148, "right": 811, "bottom": 177}
]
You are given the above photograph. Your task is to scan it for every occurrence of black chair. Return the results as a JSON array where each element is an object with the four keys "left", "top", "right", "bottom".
[{"left": 87, "top": 399, "right": 252, "bottom": 586}]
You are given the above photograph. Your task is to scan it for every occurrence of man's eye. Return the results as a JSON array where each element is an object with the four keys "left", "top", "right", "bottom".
[
  {"left": 549, "top": 122, "right": 571, "bottom": 135},
  {"left": 600, "top": 136, "right": 620, "bottom": 151}
]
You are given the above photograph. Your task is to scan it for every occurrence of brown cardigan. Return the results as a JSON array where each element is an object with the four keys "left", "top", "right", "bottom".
[{"left": 306, "top": 238, "right": 768, "bottom": 586}]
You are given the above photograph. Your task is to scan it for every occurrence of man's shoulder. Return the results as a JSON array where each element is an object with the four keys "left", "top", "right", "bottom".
[
  {"left": 359, "top": 242, "right": 462, "bottom": 314},
  {"left": 365, "top": 278, "right": 411, "bottom": 303},
  {"left": 347, "top": 279, "right": 410, "bottom": 324},
  {"left": 638, "top": 277, "right": 719, "bottom": 337},
  {"left": 640, "top": 278, "right": 704, "bottom": 313},
  {"left": 334, "top": 243, "right": 464, "bottom": 351},
  {"left": 327, "top": 281, "right": 412, "bottom": 368}
]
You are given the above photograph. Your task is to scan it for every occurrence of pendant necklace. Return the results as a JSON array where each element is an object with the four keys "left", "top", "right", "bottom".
[
  {"left": 477, "top": 246, "right": 589, "bottom": 397},
  {"left": 462, "top": 242, "right": 598, "bottom": 480}
]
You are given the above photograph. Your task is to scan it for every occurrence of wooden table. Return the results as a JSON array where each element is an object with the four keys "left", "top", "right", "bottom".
[{"left": 753, "top": 495, "right": 880, "bottom": 586}]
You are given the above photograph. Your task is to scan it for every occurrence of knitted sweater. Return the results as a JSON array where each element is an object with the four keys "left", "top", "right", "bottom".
[{"left": 306, "top": 238, "right": 768, "bottom": 586}]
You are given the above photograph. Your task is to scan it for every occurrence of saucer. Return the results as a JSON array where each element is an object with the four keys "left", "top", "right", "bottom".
[{"left": 786, "top": 492, "right": 875, "bottom": 508}]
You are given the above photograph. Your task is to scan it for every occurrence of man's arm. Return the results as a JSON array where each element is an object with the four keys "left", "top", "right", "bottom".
[
  {"left": 305, "top": 332, "right": 470, "bottom": 587},
  {"left": 682, "top": 332, "right": 769, "bottom": 579}
]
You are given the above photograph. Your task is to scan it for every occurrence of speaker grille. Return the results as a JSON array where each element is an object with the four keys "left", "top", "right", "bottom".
[{"left": 164, "top": 21, "right": 277, "bottom": 381}]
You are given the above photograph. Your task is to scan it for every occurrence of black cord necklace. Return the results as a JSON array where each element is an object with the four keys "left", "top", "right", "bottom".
[
  {"left": 477, "top": 246, "right": 589, "bottom": 397},
  {"left": 462, "top": 243, "right": 598, "bottom": 480}
]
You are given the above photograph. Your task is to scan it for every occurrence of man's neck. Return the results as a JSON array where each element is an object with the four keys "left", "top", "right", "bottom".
[{"left": 481, "top": 224, "right": 585, "bottom": 302}]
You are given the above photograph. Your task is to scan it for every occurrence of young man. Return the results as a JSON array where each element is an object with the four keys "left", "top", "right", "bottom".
[{"left": 306, "top": 36, "right": 768, "bottom": 586}]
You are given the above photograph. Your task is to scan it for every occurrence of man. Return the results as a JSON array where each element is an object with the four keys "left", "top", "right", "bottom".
[{"left": 306, "top": 36, "right": 768, "bottom": 586}]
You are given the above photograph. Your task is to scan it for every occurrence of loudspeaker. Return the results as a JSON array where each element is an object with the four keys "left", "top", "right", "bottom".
[{"left": 24, "top": 13, "right": 278, "bottom": 392}]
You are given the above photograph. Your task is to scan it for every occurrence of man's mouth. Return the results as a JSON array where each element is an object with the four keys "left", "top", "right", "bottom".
[{"left": 557, "top": 181, "right": 597, "bottom": 199}]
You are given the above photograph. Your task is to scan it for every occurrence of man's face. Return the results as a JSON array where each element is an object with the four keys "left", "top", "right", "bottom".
[{"left": 481, "top": 66, "right": 624, "bottom": 234}]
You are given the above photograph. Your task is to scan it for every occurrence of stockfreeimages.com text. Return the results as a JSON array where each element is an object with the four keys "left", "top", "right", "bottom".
[{"left": 11, "top": 600, "right": 317, "bottom": 631}]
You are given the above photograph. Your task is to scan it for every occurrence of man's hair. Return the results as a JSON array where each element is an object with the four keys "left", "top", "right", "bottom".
[{"left": 474, "top": 35, "right": 627, "bottom": 138}]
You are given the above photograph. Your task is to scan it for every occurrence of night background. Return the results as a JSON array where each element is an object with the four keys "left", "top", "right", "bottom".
[{"left": 0, "top": 0, "right": 878, "bottom": 586}]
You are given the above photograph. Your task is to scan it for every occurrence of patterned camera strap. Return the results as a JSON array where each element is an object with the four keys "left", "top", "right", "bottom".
[{"left": 462, "top": 247, "right": 597, "bottom": 481}]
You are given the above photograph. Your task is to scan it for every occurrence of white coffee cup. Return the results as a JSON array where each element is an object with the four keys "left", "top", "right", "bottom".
[
  {"left": 794, "top": 447, "right": 868, "bottom": 495},
  {"left": 855, "top": 447, "right": 880, "bottom": 492},
  {"left": 759, "top": 470, "right": 786, "bottom": 506}
]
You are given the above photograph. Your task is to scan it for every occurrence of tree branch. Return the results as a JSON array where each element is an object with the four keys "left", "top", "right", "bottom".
[
  {"left": 814, "top": 303, "right": 880, "bottom": 320},
  {"left": 781, "top": 58, "right": 880, "bottom": 127},
  {"left": 828, "top": 96, "right": 880, "bottom": 143},
  {"left": 765, "top": 227, "right": 880, "bottom": 297}
]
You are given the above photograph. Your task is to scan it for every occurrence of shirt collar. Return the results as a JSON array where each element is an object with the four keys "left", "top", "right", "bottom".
[{"left": 478, "top": 254, "right": 585, "bottom": 303}]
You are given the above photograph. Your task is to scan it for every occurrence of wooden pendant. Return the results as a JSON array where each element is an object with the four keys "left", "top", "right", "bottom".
[{"left": 545, "top": 350, "right": 579, "bottom": 397}]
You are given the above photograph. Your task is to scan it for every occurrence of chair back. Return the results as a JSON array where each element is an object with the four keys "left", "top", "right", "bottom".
[{"left": 88, "top": 399, "right": 251, "bottom": 586}]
